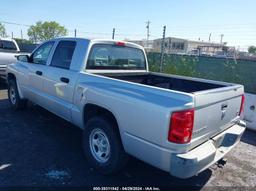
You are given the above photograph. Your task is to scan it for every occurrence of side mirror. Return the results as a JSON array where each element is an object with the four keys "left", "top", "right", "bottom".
[{"left": 16, "top": 55, "right": 30, "bottom": 62}]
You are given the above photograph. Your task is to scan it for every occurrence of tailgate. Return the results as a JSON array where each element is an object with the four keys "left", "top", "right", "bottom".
[{"left": 190, "top": 84, "right": 244, "bottom": 148}]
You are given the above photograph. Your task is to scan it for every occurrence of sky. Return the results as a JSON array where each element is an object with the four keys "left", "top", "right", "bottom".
[{"left": 0, "top": 0, "right": 255, "bottom": 50}]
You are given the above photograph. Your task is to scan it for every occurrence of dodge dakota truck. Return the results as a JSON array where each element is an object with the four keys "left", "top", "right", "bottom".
[
  {"left": 6, "top": 38, "right": 246, "bottom": 178},
  {"left": 0, "top": 38, "right": 21, "bottom": 79}
]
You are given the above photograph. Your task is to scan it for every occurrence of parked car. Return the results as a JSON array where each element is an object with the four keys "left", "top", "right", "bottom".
[
  {"left": 6, "top": 38, "right": 246, "bottom": 178},
  {"left": 0, "top": 38, "right": 21, "bottom": 79}
]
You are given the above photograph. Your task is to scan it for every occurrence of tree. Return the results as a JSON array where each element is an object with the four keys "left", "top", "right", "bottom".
[
  {"left": 0, "top": 23, "right": 7, "bottom": 37},
  {"left": 27, "top": 21, "right": 67, "bottom": 43},
  {"left": 248, "top": 46, "right": 256, "bottom": 54}
]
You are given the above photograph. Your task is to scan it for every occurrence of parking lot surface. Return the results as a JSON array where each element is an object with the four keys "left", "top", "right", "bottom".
[{"left": 0, "top": 80, "right": 256, "bottom": 189}]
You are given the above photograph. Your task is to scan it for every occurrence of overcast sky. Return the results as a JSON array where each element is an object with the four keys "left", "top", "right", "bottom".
[{"left": 1, "top": 0, "right": 255, "bottom": 50}]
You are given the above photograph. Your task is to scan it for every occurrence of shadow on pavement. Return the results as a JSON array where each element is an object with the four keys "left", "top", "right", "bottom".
[
  {"left": 0, "top": 103, "right": 211, "bottom": 189},
  {"left": 241, "top": 129, "right": 256, "bottom": 146},
  {"left": 0, "top": 79, "right": 7, "bottom": 90}
]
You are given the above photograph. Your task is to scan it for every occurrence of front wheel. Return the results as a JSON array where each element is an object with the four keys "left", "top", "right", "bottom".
[
  {"left": 83, "top": 116, "right": 129, "bottom": 175},
  {"left": 8, "top": 80, "right": 27, "bottom": 110}
]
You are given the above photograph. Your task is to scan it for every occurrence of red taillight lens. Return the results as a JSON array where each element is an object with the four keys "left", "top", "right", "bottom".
[
  {"left": 115, "top": 41, "right": 125, "bottom": 46},
  {"left": 239, "top": 94, "right": 245, "bottom": 116},
  {"left": 168, "top": 109, "right": 194, "bottom": 144}
]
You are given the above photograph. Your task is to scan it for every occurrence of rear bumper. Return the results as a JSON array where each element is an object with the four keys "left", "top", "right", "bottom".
[{"left": 170, "top": 123, "right": 245, "bottom": 178}]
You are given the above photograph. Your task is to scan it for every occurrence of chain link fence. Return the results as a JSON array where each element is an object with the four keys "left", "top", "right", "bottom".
[{"left": 147, "top": 52, "right": 256, "bottom": 94}]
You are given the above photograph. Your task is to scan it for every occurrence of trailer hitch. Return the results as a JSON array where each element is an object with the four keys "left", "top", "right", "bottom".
[{"left": 216, "top": 158, "right": 227, "bottom": 168}]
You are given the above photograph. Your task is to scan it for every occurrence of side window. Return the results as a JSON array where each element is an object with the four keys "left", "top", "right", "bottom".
[
  {"left": 50, "top": 41, "right": 76, "bottom": 69},
  {"left": 31, "top": 41, "right": 54, "bottom": 65}
]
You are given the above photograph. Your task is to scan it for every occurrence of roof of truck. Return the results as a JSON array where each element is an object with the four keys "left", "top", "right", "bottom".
[
  {"left": 0, "top": 37, "right": 17, "bottom": 42},
  {"left": 50, "top": 37, "right": 144, "bottom": 50}
]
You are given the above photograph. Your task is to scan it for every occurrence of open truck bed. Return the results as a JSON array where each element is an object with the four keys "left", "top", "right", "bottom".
[
  {"left": 99, "top": 71, "right": 244, "bottom": 151},
  {"left": 102, "top": 72, "right": 228, "bottom": 93}
]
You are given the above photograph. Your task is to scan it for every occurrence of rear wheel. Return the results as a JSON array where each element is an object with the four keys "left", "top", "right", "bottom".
[
  {"left": 83, "top": 116, "right": 129, "bottom": 175},
  {"left": 8, "top": 80, "right": 27, "bottom": 110}
]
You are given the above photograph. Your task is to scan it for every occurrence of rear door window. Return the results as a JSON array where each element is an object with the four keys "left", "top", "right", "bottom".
[{"left": 50, "top": 41, "right": 76, "bottom": 70}]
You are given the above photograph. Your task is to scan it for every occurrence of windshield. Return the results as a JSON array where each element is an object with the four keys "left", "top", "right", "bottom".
[{"left": 86, "top": 44, "right": 146, "bottom": 70}]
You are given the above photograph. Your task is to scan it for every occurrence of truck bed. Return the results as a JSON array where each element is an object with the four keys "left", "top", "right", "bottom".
[
  {"left": 102, "top": 72, "right": 227, "bottom": 93},
  {"left": 99, "top": 71, "right": 243, "bottom": 150}
]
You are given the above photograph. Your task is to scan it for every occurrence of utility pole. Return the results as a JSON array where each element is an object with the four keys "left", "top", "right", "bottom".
[
  {"left": 11, "top": 32, "right": 13, "bottom": 39},
  {"left": 220, "top": 34, "right": 224, "bottom": 44},
  {"left": 20, "top": 30, "right": 23, "bottom": 40},
  {"left": 112, "top": 28, "right": 115, "bottom": 39},
  {"left": 146, "top": 20, "right": 150, "bottom": 48},
  {"left": 208, "top": 33, "right": 211, "bottom": 42},
  {"left": 160, "top": 25, "right": 166, "bottom": 73},
  {"left": 33, "top": 29, "right": 37, "bottom": 44},
  {"left": 74, "top": 29, "right": 77, "bottom": 38}
]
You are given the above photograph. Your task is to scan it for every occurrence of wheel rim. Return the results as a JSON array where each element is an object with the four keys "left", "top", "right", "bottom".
[
  {"left": 9, "top": 86, "right": 16, "bottom": 105},
  {"left": 89, "top": 128, "right": 111, "bottom": 163}
]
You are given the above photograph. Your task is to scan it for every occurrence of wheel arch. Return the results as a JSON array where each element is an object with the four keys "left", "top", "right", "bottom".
[
  {"left": 7, "top": 72, "right": 24, "bottom": 99},
  {"left": 83, "top": 103, "right": 123, "bottom": 143},
  {"left": 7, "top": 73, "right": 16, "bottom": 81}
]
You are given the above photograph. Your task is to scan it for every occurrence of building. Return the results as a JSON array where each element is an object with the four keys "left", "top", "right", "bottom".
[
  {"left": 152, "top": 37, "right": 227, "bottom": 56},
  {"left": 130, "top": 37, "right": 232, "bottom": 57},
  {"left": 128, "top": 39, "right": 154, "bottom": 52}
]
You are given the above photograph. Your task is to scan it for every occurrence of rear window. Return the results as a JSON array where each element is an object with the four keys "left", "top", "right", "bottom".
[{"left": 86, "top": 44, "right": 146, "bottom": 70}]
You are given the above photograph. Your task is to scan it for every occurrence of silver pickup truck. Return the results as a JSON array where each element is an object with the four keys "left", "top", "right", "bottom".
[
  {"left": 6, "top": 38, "right": 246, "bottom": 178},
  {"left": 0, "top": 38, "right": 21, "bottom": 79}
]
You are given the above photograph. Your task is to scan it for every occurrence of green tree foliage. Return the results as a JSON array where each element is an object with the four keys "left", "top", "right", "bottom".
[
  {"left": 248, "top": 46, "right": 256, "bottom": 54},
  {"left": 27, "top": 21, "right": 67, "bottom": 43},
  {"left": 0, "top": 23, "right": 7, "bottom": 37}
]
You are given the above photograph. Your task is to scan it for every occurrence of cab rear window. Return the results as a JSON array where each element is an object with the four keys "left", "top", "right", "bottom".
[
  {"left": 86, "top": 44, "right": 146, "bottom": 70},
  {"left": 0, "top": 40, "right": 17, "bottom": 51}
]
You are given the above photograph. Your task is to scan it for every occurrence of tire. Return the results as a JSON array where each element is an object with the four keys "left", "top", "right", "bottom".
[
  {"left": 8, "top": 79, "right": 27, "bottom": 110},
  {"left": 83, "top": 116, "right": 129, "bottom": 175}
]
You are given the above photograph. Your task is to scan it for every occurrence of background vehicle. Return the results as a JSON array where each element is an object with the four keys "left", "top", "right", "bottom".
[
  {"left": 0, "top": 38, "right": 21, "bottom": 79},
  {"left": 6, "top": 38, "right": 246, "bottom": 178}
]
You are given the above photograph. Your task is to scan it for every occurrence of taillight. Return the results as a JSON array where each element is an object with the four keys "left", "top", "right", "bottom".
[
  {"left": 239, "top": 94, "right": 245, "bottom": 116},
  {"left": 168, "top": 109, "right": 194, "bottom": 144}
]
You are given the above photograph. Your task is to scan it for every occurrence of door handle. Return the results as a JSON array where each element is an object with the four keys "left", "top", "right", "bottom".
[
  {"left": 36, "top": 71, "right": 43, "bottom": 76},
  {"left": 60, "top": 77, "right": 69, "bottom": 83}
]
